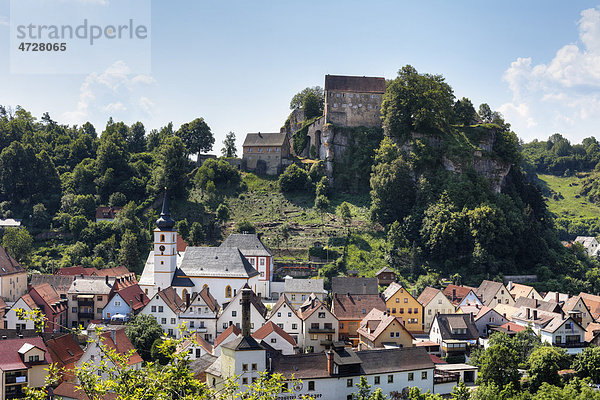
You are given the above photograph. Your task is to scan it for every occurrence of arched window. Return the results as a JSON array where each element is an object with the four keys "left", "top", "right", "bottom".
[
  {"left": 173, "top": 248, "right": 176, "bottom": 255},
  {"left": 225, "top": 286, "right": 232, "bottom": 298},
  {"left": 182, "top": 289, "right": 188, "bottom": 302},
  {"left": 160, "top": 234, "right": 165, "bottom": 242}
]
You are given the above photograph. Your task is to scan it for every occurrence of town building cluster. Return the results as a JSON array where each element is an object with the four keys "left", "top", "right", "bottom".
[{"left": 1, "top": 198, "right": 599, "bottom": 399}]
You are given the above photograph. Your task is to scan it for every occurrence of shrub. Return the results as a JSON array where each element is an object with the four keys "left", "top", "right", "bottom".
[{"left": 279, "top": 164, "right": 309, "bottom": 193}]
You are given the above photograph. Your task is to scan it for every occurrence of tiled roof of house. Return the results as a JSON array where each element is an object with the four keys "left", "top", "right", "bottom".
[
  {"left": 0, "top": 336, "right": 52, "bottom": 371},
  {"left": 100, "top": 329, "right": 143, "bottom": 366},
  {"left": 443, "top": 284, "right": 477, "bottom": 305},
  {"left": 45, "top": 333, "right": 84, "bottom": 369},
  {"left": 30, "top": 283, "right": 62, "bottom": 308},
  {"left": 499, "top": 322, "right": 526, "bottom": 333},
  {"left": 252, "top": 321, "right": 296, "bottom": 347},
  {"left": 332, "top": 277, "right": 378, "bottom": 295},
  {"left": 511, "top": 307, "right": 561, "bottom": 327},
  {"left": 220, "top": 233, "right": 272, "bottom": 257},
  {"left": 243, "top": 132, "right": 288, "bottom": 147},
  {"left": 198, "top": 286, "right": 219, "bottom": 313},
  {"left": 331, "top": 293, "right": 386, "bottom": 320},
  {"left": 542, "top": 316, "right": 583, "bottom": 334},
  {"left": 381, "top": 282, "right": 416, "bottom": 302},
  {"left": 21, "top": 293, "right": 40, "bottom": 310},
  {"left": 434, "top": 314, "right": 479, "bottom": 341},
  {"left": 474, "top": 306, "right": 496, "bottom": 321},
  {"left": 68, "top": 276, "right": 115, "bottom": 295},
  {"left": 509, "top": 283, "right": 535, "bottom": 300},
  {"left": 417, "top": 287, "right": 445, "bottom": 307},
  {"left": 375, "top": 267, "right": 394, "bottom": 276},
  {"left": 493, "top": 303, "right": 518, "bottom": 320},
  {"left": 214, "top": 324, "right": 242, "bottom": 347},
  {"left": 514, "top": 297, "right": 562, "bottom": 314},
  {"left": 95, "top": 206, "right": 123, "bottom": 220},
  {"left": 357, "top": 308, "right": 413, "bottom": 342},
  {"left": 30, "top": 274, "right": 74, "bottom": 296},
  {"left": 585, "top": 322, "right": 600, "bottom": 342},
  {"left": 269, "top": 294, "right": 298, "bottom": 319},
  {"left": 114, "top": 284, "right": 149, "bottom": 312},
  {"left": 324, "top": 75, "right": 386, "bottom": 93},
  {"left": 157, "top": 287, "right": 185, "bottom": 313},
  {"left": 179, "top": 331, "right": 214, "bottom": 355},
  {"left": 179, "top": 247, "right": 259, "bottom": 278},
  {"left": 284, "top": 278, "right": 326, "bottom": 294},
  {"left": 297, "top": 295, "right": 332, "bottom": 320},
  {"left": 0, "top": 245, "right": 25, "bottom": 276},
  {"left": 476, "top": 280, "right": 508, "bottom": 305},
  {"left": 57, "top": 265, "right": 134, "bottom": 279},
  {"left": 579, "top": 292, "right": 600, "bottom": 319}
]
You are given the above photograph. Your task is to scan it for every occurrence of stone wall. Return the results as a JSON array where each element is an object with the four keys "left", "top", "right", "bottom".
[{"left": 324, "top": 89, "right": 383, "bottom": 128}]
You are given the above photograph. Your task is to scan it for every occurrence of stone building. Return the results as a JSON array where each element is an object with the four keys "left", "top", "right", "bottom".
[{"left": 242, "top": 132, "right": 290, "bottom": 175}]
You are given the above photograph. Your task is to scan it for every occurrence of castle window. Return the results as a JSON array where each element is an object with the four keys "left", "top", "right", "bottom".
[
  {"left": 333, "top": 103, "right": 338, "bottom": 108},
  {"left": 225, "top": 286, "right": 232, "bottom": 298}
]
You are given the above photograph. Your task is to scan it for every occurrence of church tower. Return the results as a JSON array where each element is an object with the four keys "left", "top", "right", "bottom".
[{"left": 153, "top": 191, "right": 178, "bottom": 292}]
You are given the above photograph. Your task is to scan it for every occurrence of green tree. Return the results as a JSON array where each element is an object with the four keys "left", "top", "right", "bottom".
[
  {"left": 381, "top": 65, "right": 455, "bottom": 143},
  {"left": 118, "top": 230, "right": 140, "bottom": 271},
  {"left": 128, "top": 121, "right": 147, "bottom": 154},
  {"left": 152, "top": 135, "right": 190, "bottom": 198},
  {"left": 303, "top": 90, "right": 323, "bottom": 119},
  {"left": 236, "top": 219, "right": 256, "bottom": 234},
  {"left": 451, "top": 381, "right": 471, "bottom": 400},
  {"left": 290, "top": 86, "right": 324, "bottom": 112},
  {"left": 221, "top": 131, "right": 237, "bottom": 158},
  {"left": 352, "top": 376, "right": 372, "bottom": 400},
  {"left": 477, "top": 345, "right": 520, "bottom": 388},
  {"left": 176, "top": 117, "right": 214, "bottom": 163},
  {"left": 573, "top": 346, "right": 600, "bottom": 383},
  {"left": 337, "top": 202, "right": 352, "bottom": 227},
  {"left": 32, "top": 203, "right": 50, "bottom": 228},
  {"left": 109, "top": 192, "right": 127, "bottom": 207},
  {"left": 478, "top": 103, "right": 493, "bottom": 123},
  {"left": 69, "top": 215, "right": 89, "bottom": 240},
  {"left": 454, "top": 97, "right": 477, "bottom": 126},
  {"left": 125, "top": 314, "right": 164, "bottom": 361},
  {"left": 527, "top": 346, "right": 569, "bottom": 390},
  {"left": 315, "top": 176, "right": 330, "bottom": 198},
  {"left": 315, "top": 194, "right": 330, "bottom": 222},
  {"left": 216, "top": 203, "right": 231, "bottom": 226},
  {"left": 2, "top": 227, "right": 33, "bottom": 262},
  {"left": 279, "top": 164, "right": 310, "bottom": 193},
  {"left": 189, "top": 222, "right": 205, "bottom": 245}
]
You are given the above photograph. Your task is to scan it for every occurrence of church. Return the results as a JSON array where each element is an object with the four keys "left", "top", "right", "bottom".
[{"left": 139, "top": 193, "right": 266, "bottom": 305}]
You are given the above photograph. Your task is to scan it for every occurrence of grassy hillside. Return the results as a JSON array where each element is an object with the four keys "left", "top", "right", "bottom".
[{"left": 538, "top": 174, "right": 600, "bottom": 219}]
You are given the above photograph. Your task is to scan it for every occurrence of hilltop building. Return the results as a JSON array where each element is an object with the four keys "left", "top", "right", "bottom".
[{"left": 242, "top": 132, "right": 290, "bottom": 175}]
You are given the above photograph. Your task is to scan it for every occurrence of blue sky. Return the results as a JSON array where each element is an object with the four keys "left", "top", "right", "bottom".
[{"left": 1, "top": 0, "right": 600, "bottom": 153}]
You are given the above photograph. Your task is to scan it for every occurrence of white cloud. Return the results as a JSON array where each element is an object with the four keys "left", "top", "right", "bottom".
[
  {"left": 0, "top": 16, "right": 9, "bottom": 26},
  {"left": 501, "top": 6, "right": 600, "bottom": 142},
  {"left": 63, "top": 60, "right": 156, "bottom": 126}
]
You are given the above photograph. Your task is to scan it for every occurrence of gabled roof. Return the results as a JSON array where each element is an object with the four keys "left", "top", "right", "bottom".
[
  {"left": 543, "top": 291, "right": 570, "bottom": 304},
  {"left": 542, "top": 316, "right": 584, "bottom": 334},
  {"left": 156, "top": 287, "right": 185, "bottom": 313},
  {"left": 297, "top": 295, "right": 333, "bottom": 321},
  {"left": 198, "top": 286, "right": 219, "bottom": 313},
  {"left": 99, "top": 329, "right": 143, "bottom": 365},
  {"left": 19, "top": 293, "right": 40, "bottom": 310},
  {"left": 562, "top": 295, "right": 590, "bottom": 315},
  {"left": 324, "top": 75, "right": 386, "bottom": 93},
  {"left": 382, "top": 282, "right": 416, "bottom": 302},
  {"left": 357, "top": 308, "right": 414, "bottom": 342},
  {"left": 68, "top": 276, "right": 115, "bottom": 295},
  {"left": 179, "top": 331, "right": 214, "bottom": 355},
  {"left": 95, "top": 206, "right": 123, "bottom": 220},
  {"left": 30, "top": 283, "right": 62, "bottom": 306},
  {"left": 284, "top": 278, "right": 326, "bottom": 294},
  {"left": 585, "top": 322, "right": 600, "bottom": 343},
  {"left": 53, "top": 381, "right": 118, "bottom": 400},
  {"left": 214, "top": 324, "right": 242, "bottom": 347},
  {"left": 0, "top": 336, "right": 51, "bottom": 371},
  {"left": 45, "top": 334, "right": 84, "bottom": 368},
  {"left": 574, "top": 236, "right": 598, "bottom": 247},
  {"left": 179, "top": 247, "right": 259, "bottom": 278},
  {"left": 331, "top": 293, "right": 386, "bottom": 320},
  {"left": 443, "top": 284, "right": 478, "bottom": 305},
  {"left": 509, "top": 283, "right": 536, "bottom": 299},
  {"left": 579, "top": 292, "right": 600, "bottom": 320},
  {"left": 476, "top": 280, "right": 507, "bottom": 305},
  {"left": 433, "top": 314, "right": 479, "bottom": 341},
  {"left": 498, "top": 322, "right": 526, "bottom": 333},
  {"left": 0, "top": 245, "right": 25, "bottom": 276},
  {"left": 220, "top": 233, "right": 272, "bottom": 257},
  {"left": 332, "top": 277, "right": 378, "bottom": 295},
  {"left": 113, "top": 284, "right": 149, "bottom": 311},
  {"left": 252, "top": 321, "right": 296, "bottom": 347},
  {"left": 222, "top": 335, "right": 263, "bottom": 351},
  {"left": 243, "top": 132, "right": 288, "bottom": 147},
  {"left": 474, "top": 306, "right": 499, "bottom": 321},
  {"left": 30, "top": 274, "right": 74, "bottom": 296},
  {"left": 171, "top": 268, "right": 195, "bottom": 287},
  {"left": 375, "top": 267, "right": 394, "bottom": 276},
  {"left": 417, "top": 287, "right": 447, "bottom": 307},
  {"left": 269, "top": 294, "right": 298, "bottom": 319},
  {"left": 514, "top": 297, "right": 562, "bottom": 314},
  {"left": 511, "top": 307, "right": 561, "bottom": 326},
  {"left": 493, "top": 303, "right": 518, "bottom": 320}
]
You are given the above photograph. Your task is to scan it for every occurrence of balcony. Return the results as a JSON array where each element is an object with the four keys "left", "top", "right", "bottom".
[
  {"left": 5, "top": 375, "right": 27, "bottom": 385},
  {"left": 554, "top": 341, "right": 586, "bottom": 348},
  {"left": 308, "top": 327, "right": 336, "bottom": 334},
  {"left": 78, "top": 312, "right": 95, "bottom": 319}
]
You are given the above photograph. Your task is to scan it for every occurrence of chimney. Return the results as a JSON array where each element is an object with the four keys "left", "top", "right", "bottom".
[
  {"left": 241, "top": 287, "right": 251, "bottom": 337},
  {"left": 412, "top": 289, "right": 416, "bottom": 298},
  {"left": 186, "top": 292, "right": 191, "bottom": 308},
  {"left": 533, "top": 310, "right": 538, "bottom": 320},
  {"left": 526, "top": 308, "right": 530, "bottom": 319},
  {"left": 105, "top": 276, "right": 109, "bottom": 285},
  {"left": 507, "top": 281, "right": 513, "bottom": 291},
  {"left": 452, "top": 288, "right": 456, "bottom": 301},
  {"left": 555, "top": 292, "right": 559, "bottom": 303},
  {"left": 110, "top": 329, "right": 116, "bottom": 343},
  {"left": 326, "top": 350, "right": 334, "bottom": 375}
]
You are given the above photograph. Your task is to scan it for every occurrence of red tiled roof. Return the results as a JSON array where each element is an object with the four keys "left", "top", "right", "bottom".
[
  {"left": 417, "top": 287, "right": 444, "bottom": 307},
  {"left": 0, "top": 336, "right": 52, "bottom": 371},
  {"left": 100, "top": 330, "right": 143, "bottom": 366},
  {"left": 0, "top": 245, "right": 25, "bottom": 276},
  {"left": 252, "top": 321, "right": 296, "bottom": 347},
  {"left": 56, "top": 265, "right": 135, "bottom": 280},
  {"left": 215, "top": 325, "right": 241, "bottom": 347},
  {"left": 443, "top": 284, "right": 476, "bottom": 305},
  {"left": 429, "top": 354, "right": 446, "bottom": 364},
  {"left": 499, "top": 322, "right": 526, "bottom": 333},
  {"left": 95, "top": 206, "right": 123, "bottom": 220},
  {"left": 113, "top": 284, "right": 149, "bottom": 311},
  {"left": 357, "top": 308, "right": 414, "bottom": 342},
  {"left": 157, "top": 287, "right": 185, "bottom": 313},
  {"left": 55, "top": 266, "right": 89, "bottom": 276},
  {"left": 53, "top": 381, "right": 117, "bottom": 400},
  {"left": 177, "top": 235, "right": 188, "bottom": 252},
  {"left": 45, "top": 334, "right": 83, "bottom": 369},
  {"left": 331, "top": 294, "right": 386, "bottom": 320},
  {"left": 30, "top": 283, "right": 62, "bottom": 310},
  {"left": 198, "top": 286, "right": 218, "bottom": 313},
  {"left": 20, "top": 293, "right": 39, "bottom": 310},
  {"left": 95, "top": 266, "right": 132, "bottom": 278}
]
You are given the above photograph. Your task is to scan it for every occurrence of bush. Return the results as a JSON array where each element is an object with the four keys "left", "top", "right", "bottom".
[
  {"left": 279, "top": 164, "right": 309, "bottom": 193},
  {"left": 236, "top": 219, "right": 255, "bottom": 234}
]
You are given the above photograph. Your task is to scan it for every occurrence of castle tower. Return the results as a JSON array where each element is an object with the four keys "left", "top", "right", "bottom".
[{"left": 153, "top": 191, "right": 178, "bottom": 292}]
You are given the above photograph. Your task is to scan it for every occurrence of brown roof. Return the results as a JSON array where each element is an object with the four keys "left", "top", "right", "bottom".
[
  {"left": 243, "top": 132, "right": 288, "bottom": 147},
  {"left": 179, "top": 331, "right": 214, "bottom": 355},
  {"left": 214, "top": 324, "right": 242, "bottom": 347},
  {"left": 357, "top": 308, "right": 413, "bottom": 342},
  {"left": 53, "top": 382, "right": 117, "bottom": 400},
  {"left": 56, "top": 266, "right": 89, "bottom": 276},
  {"left": 30, "top": 283, "right": 62, "bottom": 310},
  {"left": 95, "top": 206, "right": 123, "bottom": 220},
  {"left": 476, "top": 280, "right": 507, "bottom": 305},
  {"left": 324, "top": 75, "right": 386, "bottom": 93},
  {"left": 585, "top": 322, "right": 600, "bottom": 342},
  {"left": 157, "top": 287, "right": 185, "bottom": 313},
  {"left": 443, "top": 284, "right": 477, "bottom": 305},
  {"left": 30, "top": 274, "right": 74, "bottom": 296},
  {"left": 198, "top": 286, "right": 219, "bottom": 313},
  {"left": 513, "top": 297, "right": 562, "bottom": 314},
  {"left": 297, "top": 295, "right": 332, "bottom": 320},
  {"left": 0, "top": 246, "right": 25, "bottom": 276},
  {"left": 20, "top": 293, "right": 39, "bottom": 310},
  {"left": 100, "top": 329, "right": 143, "bottom": 366},
  {"left": 579, "top": 293, "right": 600, "bottom": 320},
  {"left": 45, "top": 334, "right": 84, "bottom": 369},
  {"left": 177, "top": 235, "right": 188, "bottom": 252},
  {"left": 113, "top": 284, "right": 149, "bottom": 312},
  {"left": 56, "top": 265, "right": 134, "bottom": 279},
  {"left": 509, "top": 283, "right": 536, "bottom": 299},
  {"left": 499, "top": 322, "right": 526, "bottom": 333},
  {"left": 252, "top": 321, "right": 296, "bottom": 347},
  {"left": 417, "top": 287, "right": 445, "bottom": 307},
  {"left": 269, "top": 294, "right": 298, "bottom": 318},
  {"left": 331, "top": 294, "right": 386, "bottom": 320},
  {"left": 0, "top": 336, "right": 52, "bottom": 371}
]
